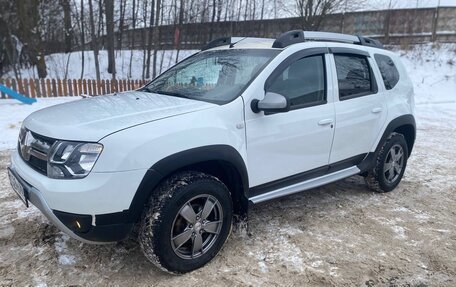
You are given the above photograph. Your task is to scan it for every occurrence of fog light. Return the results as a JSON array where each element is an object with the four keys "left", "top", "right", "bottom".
[{"left": 53, "top": 210, "right": 91, "bottom": 233}]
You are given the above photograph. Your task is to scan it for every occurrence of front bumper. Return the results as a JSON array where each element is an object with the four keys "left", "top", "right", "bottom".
[
  {"left": 8, "top": 167, "right": 131, "bottom": 243},
  {"left": 8, "top": 150, "right": 147, "bottom": 243},
  {"left": 8, "top": 166, "right": 134, "bottom": 243}
]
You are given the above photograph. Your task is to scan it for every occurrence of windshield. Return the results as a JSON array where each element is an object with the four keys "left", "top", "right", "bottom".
[{"left": 142, "top": 49, "right": 280, "bottom": 104}]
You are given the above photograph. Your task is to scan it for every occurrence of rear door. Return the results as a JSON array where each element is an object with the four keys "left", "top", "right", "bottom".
[
  {"left": 245, "top": 49, "right": 336, "bottom": 187},
  {"left": 328, "top": 48, "right": 388, "bottom": 164}
]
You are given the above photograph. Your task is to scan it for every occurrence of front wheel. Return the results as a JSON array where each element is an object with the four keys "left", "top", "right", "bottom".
[
  {"left": 365, "top": 132, "right": 409, "bottom": 192},
  {"left": 139, "top": 171, "right": 233, "bottom": 274}
]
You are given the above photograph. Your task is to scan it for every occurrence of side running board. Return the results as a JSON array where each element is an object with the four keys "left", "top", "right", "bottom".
[{"left": 249, "top": 166, "right": 360, "bottom": 204}]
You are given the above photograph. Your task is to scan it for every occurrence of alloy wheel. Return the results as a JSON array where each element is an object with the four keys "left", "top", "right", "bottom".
[{"left": 171, "top": 195, "right": 223, "bottom": 259}]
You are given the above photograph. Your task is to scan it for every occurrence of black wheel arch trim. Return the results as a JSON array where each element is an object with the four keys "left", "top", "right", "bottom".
[
  {"left": 357, "top": 114, "right": 416, "bottom": 173},
  {"left": 126, "top": 145, "right": 249, "bottom": 223}
]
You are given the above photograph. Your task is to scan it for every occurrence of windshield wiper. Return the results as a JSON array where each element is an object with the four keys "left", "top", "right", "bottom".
[
  {"left": 138, "top": 86, "right": 154, "bottom": 93},
  {"left": 154, "top": 90, "right": 191, "bottom": 99},
  {"left": 139, "top": 86, "right": 191, "bottom": 99}
]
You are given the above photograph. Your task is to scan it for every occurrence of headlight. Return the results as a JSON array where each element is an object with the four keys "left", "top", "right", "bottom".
[{"left": 47, "top": 141, "right": 103, "bottom": 179}]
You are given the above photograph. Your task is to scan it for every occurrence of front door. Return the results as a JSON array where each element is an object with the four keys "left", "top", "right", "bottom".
[{"left": 246, "top": 52, "right": 335, "bottom": 187}]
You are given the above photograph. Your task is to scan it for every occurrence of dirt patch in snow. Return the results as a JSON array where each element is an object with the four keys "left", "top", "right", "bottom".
[{"left": 1, "top": 108, "right": 455, "bottom": 286}]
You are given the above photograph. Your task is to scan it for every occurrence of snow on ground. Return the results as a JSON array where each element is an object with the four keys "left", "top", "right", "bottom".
[
  {"left": 0, "top": 44, "right": 455, "bottom": 286},
  {"left": 396, "top": 43, "right": 456, "bottom": 130},
  {"left": 4, "top": 49, "right": 198, "bottom": 80}
]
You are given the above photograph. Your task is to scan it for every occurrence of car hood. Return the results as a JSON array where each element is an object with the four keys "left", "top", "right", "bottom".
[{"left": 23, "top": 91, "right": 216, "bottom": 142}]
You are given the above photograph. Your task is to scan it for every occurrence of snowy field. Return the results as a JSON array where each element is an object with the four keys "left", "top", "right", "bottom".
[
  {"left": 0, "top": 44, "right": 455, "bottom": 286},
  {"left": 4, "top": 49, "right": 198, "bottom": 80}
]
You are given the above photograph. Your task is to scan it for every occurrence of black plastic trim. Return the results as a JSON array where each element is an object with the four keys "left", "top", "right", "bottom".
[
  {"left": 127, "top": 145, "right": 249, "bottom": 223},
  {"left": 357, "top": 114, "right": 416, "bottom": 173},
  {"left": 357, "top": 152, "right": 376, "bottom": 173},
  {"left": 249, "top": 154, "right": 366, "bottom": 198},
  {"left": 275, "top": 99, "right": 327, "bottom": 114},
  {"left": 201, "top": 37, "right": 232, "bottom": 50},
  {"left": 357, "top": 36, "right": 384, "bottom": 49},
  {"left": 329, "top": 47, "right": 370, "bottom": 57},
  {"left": 272, "top": 30, "right": 305, "bottom": 48},
  {"left": 376, "top": 115, "right": 416, "bottom": 156},
  {"left": 76, "top": 223, "right": 133, "bottom": 242},
  {"left": 53, "top": 210, "right": 134, "bottom": 242},
  {"left": 53, "top": 210, "right": 92, "bottom": 233}
]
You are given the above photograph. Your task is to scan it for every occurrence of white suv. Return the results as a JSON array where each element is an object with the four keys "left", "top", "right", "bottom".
[{"left": 8, "top": 31, "right": 415, "bottom": 273}]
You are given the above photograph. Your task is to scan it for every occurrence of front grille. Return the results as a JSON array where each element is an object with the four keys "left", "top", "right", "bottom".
[
  {"left": 18, "top": 130, "right": 56, "bottom": 176},
  {"left": 28, "top": 153, "right": 48, "bottom": 174}
]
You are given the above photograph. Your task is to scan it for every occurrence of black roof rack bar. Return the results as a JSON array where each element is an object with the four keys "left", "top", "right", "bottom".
[
  {"left": 272, "top": 30, "right": 383, "bottom": 49},
  {"left": 201, "top": 37, "right": 246, "bottom": 51},
  {"left": 356, "top": 35, "right": 384, "bottom": 48}
]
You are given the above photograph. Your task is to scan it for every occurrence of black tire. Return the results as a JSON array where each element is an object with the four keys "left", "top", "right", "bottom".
[
  {"left": 365, "top": 132, "right": 409, "bottom": 193},
  {"left": 139, "top": 171, "right": 233, "bottom": 274}
]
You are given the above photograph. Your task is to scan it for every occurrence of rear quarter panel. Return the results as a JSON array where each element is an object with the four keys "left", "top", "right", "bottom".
[{"left": 368, "top": 49, "right": 415, "bottom": 152}]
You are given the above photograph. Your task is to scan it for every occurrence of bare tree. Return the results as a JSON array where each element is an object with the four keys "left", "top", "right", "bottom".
[
  {"left": 60, "top": 0, "right": 72, "bottom": 53},
  {"left": 152, "top": 0, "right": 161, "bottom": 78},
  {"left": 209, "top": 0, "right": 216, "bottom": 39},
  {"left": 174, "top": 0, "right": 184, "bottom": 63},
  {"left": 260, "top": 0, "right": 266, "bottom": 20},
  {"left": 141, "top": 0, "right": 149, "bottom": 79},
  {"left": 145, "top": 0, "right": 156, "bottom": 79},
  {"left": 118, "top": 0, "right": 126, "bottom": 50},
  {"left": 16, "top": 0, "right": 47, "bottom": 78},
  {"left": 80, "top": 0, "right": 85, "bottom": 79},
  {"left": 128, "top": 0, "right": 137, "bottom": 78},
  {"left": 105, "top": 0, "right": 116, "bottom": 78},
  {"left": 88, "top": 0, "right": 100, "bottom": 81},
  {"left": 295, "top": 0, "right": 343, "bottom": 30},
  {"left": 0, "top": 1, "right": 21, "bottom": 79}
]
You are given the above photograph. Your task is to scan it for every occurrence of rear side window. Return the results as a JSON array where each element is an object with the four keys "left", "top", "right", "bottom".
[
  {"left": 334, "top": 54, "right": 376, "bottom": 100},
  {"left": 374, "top": 54, "right": 400, "bottom": 90},
  {"left": 267, "top": 55, "right": 326, "bottom": 109}
]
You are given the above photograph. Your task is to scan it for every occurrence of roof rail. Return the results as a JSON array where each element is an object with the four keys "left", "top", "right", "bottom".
[{"left": 272, "top": 30, "right": 383, "bottom": 49}]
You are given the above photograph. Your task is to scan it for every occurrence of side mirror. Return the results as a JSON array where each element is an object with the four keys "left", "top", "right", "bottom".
[{"left": 251, "top": 92, "right": 290, "bottom": 114}]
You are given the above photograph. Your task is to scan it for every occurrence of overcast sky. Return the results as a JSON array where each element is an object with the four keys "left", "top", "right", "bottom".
[
  {"left": 277, "top": 0, "right": 456, "bottom": 19},
  {"left": 365, "top": 0, "right": 456, "bottom": 9}
]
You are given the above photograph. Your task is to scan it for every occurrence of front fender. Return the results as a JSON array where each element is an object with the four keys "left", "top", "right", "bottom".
[{"left": 126, "top": 144, "right": 249, "bottom": 222}]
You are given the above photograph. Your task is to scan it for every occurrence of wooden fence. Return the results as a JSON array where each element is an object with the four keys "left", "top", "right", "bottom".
[{"left": 0, "top": 78, "right": 148, "bottom": 99}]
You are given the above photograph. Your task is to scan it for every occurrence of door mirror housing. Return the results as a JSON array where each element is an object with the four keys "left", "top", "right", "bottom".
[{"left": 251, "top": 92, "right": 290, "bottom": 114}]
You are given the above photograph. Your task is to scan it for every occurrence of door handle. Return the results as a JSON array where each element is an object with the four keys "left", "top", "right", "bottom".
[
  {"left": 318, "top": 119, "right": 334, "bottom": 126},
  {"left": 372, "top": 107, "right": 383, "bottom": 114}
]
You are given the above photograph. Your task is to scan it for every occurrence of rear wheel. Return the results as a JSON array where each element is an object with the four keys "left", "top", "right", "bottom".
[
  {"left": 139, "top": 171, "right": 232, "bottom": 273},
  {"left": 365, "top": 133, "right": 408, "bottom": 192}
]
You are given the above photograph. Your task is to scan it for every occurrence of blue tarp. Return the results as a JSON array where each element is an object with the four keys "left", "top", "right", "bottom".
[{"left": 0, "top": 84, "right": 37, "bottom": 104}]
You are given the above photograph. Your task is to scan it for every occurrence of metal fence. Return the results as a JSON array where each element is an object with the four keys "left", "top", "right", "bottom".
[{"left": 102, "top": 7, "right": 456, "bottom": 50}]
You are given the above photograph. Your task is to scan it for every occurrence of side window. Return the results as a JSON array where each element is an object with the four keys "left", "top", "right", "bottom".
[
  {"left": 334, "top": 54, "right": 376, "bottom": 100},
  {"left": 374, "top": 54, "right": 400, "bottom": 90},
  {"left": 267, "top": 55, "right": 326, "bottom": 109}
]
